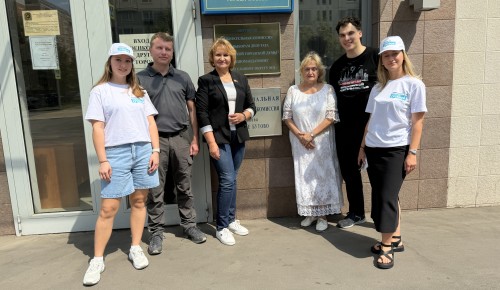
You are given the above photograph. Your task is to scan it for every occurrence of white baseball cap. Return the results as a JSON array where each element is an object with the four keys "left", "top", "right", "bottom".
[
  {"left": 108, "top": 43, "right": 135, "bottom": 59},
  {"left": 379, "top": 36, "right": 405, "bottom": 55}
]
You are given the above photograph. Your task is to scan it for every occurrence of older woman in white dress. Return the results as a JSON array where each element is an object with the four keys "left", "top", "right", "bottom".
[{"left": 282, "top": 52, "right": 343, "bottom": 232}]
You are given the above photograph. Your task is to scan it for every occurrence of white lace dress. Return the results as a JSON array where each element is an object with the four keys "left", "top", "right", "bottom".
[{"left": 282, "top": 84, "right": 343, "bottom": 216}]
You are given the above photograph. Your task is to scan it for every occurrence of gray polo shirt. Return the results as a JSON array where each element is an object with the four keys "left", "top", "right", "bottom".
[{"left": 137, "top": 63, "right": 196, "bottom": 133}]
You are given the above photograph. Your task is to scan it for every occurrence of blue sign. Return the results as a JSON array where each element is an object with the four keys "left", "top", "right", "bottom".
[{"left": 200, "top": 0, "right": 293, "bottom": 15}]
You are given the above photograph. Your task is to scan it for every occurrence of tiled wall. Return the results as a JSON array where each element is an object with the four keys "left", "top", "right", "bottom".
[
  {"left": 201, "top": 13, "right": 299, "bottom": 219},
  {"left": 0, "top": 138, "right": 15, "bottom": 235},
  {"left": 449, "top": 0, "right": 500, "bottom": 207}
]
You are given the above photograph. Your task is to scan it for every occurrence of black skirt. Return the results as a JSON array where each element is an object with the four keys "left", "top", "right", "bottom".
[{"left": 365, "top": 145, "right": 408, "bottom": 233}]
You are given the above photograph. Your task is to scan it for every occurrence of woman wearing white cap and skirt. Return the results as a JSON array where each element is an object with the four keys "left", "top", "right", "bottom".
[
  {"left": 358, "top": 36, "right": 427, "bottom": 269},
  {"left": 83, "top": 43, "right": 160, "bottom": 285}
]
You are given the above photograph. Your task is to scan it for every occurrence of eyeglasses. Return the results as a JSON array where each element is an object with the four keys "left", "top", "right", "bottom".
[{"left": 304, "top": 67, "right": 318, "bottom": 72}]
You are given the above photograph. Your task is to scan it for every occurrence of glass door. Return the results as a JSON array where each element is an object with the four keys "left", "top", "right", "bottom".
[{"left": 1, "top": 0, "right": 210, "bottom": 235}]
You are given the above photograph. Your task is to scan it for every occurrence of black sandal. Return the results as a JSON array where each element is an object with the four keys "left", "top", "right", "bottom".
[
  {"left": 371, "top": 235, "right": 405, "bottom": 254},
  {"left": 376, "top": 242, "right": 394, "bottom": 269}
]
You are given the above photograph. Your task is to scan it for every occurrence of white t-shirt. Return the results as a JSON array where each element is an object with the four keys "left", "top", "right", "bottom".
[
  {"left": 223, "top": 81, "right": 237, "bottom": 131},
  {"left": 85, "top": 82, "right": 158, "bottom": 147},
  {"left": 365, "top": 75, "right": 427, "bottom": 148}
]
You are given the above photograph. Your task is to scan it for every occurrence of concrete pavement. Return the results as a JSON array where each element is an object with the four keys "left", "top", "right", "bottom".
[{"left": 0, "top": 206, "right": 499, "bottom": 290}]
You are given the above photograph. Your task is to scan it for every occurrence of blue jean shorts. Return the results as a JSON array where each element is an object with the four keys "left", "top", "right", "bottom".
[{"left": 101, "top": 142, "right": 159, "bottom": 198}]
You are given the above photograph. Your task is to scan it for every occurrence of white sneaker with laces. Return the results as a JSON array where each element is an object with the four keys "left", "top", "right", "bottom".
[
  {"left": 316, "top": 218, "right": 328, "bottom": 232},
  {"left": 128, "top": 247, "right": 149, "bottom": 270},
  {"left": 300, "top": 216, "right": 318, "bottom": 227},
  {"left": 228, "top": 220, "right": 249, "bottom": 236},
  {"left": 216, "top": 228, "right": 236, "bottom": 246},
  {"left": 83, "top": 258, "right": 105, "bottom": 286}
]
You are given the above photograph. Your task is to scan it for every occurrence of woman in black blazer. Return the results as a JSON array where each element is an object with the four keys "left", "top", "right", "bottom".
[{"left": 196, "top": 38, "right": 256, "bottom": 246}]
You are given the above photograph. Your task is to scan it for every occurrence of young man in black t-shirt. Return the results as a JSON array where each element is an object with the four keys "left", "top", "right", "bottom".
[{"left": 329, "top": 16, "right": 379, "bottom": 228}]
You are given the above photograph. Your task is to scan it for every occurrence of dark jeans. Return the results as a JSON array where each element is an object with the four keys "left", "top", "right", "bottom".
[
  {"left": 147, "top": 130, "right": 196, "bottom": 235},
  {"left": 211, "top": 131, "right": 245, "bottom": 231},
  {"left": 335, "top": 124, "right": 365, "bottom": 217}
]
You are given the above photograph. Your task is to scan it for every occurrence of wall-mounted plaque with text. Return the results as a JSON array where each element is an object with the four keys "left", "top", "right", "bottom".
[
  {"left": 201, "top": 0, "right": 293, "bottom": 15},
  {"left": 248, "top": 88, "right": 282, "bottom": 138},
  {"left": 214, "top": 23, "right": 280, "bottom": 75}
]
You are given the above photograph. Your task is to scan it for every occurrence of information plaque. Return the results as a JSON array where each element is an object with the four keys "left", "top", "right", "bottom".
[
  {"left": 248, "top": 88, "right": 282, "bottom": 137},
  {"left": 200, "top": 0, "right": 293, "bottom": 15}
]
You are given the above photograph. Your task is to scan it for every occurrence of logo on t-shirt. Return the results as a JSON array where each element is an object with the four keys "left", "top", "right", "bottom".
[
  {"left": 338, "top": 65, "right": 370, "bottom": 93},
  {"left": 389, "top": 92, "right": 408, "bottom": 101},
  {"left": 131, "top": 97, "right": 145, "bottom": 104}
]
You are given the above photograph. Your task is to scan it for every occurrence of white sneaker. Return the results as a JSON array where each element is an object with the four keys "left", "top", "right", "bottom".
[
  {"left": 216, "top": 228, "right": 236, "bottom": 246},
  {"left": 228, "top": 220, "right": 249, "bottom": 236},
  {"left": 128, "top": 247, "right": 149, "bottom": 270},
  {"left": 300, "top": 216, "right": 318, "bottom": 227},
  {"left": 83, "top": 258, "right": 105, "bottom": 286},
  {"left": 316, "top": 218, "right": 328, "bottom": 232}
]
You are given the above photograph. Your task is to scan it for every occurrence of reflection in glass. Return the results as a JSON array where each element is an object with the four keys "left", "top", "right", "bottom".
[{"left": 7, "top": 0, "right": 91, "bottom": 212}]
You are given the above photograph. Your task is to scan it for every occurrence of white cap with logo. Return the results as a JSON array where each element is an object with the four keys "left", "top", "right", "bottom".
[
  {"left": 108, "top": 43, "right": 135, "bottom": 60},
  {"left": 379, "top": 36, "right": 405, "bottom": 55}
]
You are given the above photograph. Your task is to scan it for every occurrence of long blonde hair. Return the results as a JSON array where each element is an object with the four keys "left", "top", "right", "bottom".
[
  {"left": 377, "top": 50, "right": 420, "bottom": 88},
  {"left": 95, "top": 57, "right": 144, "bottom": 97},
  {"left": 300, "top": 52, "right": 325, "bottom": 83}
]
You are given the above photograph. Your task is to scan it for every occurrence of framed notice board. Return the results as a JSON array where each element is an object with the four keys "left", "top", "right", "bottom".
[
  {"left": 214, "top": 23, "right": 280, "bottom": 75},
  {"left": 200, "top": 0, "right": 293, "bottom": 15}
]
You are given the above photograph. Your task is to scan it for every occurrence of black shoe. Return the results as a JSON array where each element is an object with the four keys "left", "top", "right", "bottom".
[
  {"left": 337, "top": 212, "right": 366, "bottom": 229},
  {"left": 148, "top": 234, "right": 163, "bottom": 255},
  {"left": 184, "top": 226, "right": 207, "bottom": 244}
]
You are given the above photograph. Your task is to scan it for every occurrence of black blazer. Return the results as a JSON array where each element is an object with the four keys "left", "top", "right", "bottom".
[{"left": 196, "top": 69, "right": 256, "bottom": 144}]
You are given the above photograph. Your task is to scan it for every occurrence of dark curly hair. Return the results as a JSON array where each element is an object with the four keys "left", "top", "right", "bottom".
[{"left": 335, "top": 16, "right": 362, "bottom": 34}]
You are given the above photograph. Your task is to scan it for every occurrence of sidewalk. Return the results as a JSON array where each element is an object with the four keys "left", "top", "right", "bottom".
[{"left": 1, "top": 206, "right": 499, "bottom": 290}]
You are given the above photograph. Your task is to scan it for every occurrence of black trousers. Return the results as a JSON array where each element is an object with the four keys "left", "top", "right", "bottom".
[
  {"left": 335, "top": 124, "right": 365, "bottom": 217},
  {"left": 365, "top": 146, "right": 408, "bottom": 233}
]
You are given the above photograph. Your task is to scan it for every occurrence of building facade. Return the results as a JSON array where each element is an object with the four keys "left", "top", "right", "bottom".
[{"left": 1, "top": 0, "right": 499, "bottom": 236}]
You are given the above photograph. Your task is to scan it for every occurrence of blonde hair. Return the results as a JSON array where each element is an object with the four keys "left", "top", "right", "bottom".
[
  {"left": 209, "top": 37, "right": 237, "bottom": 70},
  {"left": 300, "top": 52, "right": 325, "bottom": 83},
  {"left": 95, "top": 56, "right": 144, "bottom": 97},
  {"left": 377, "top": 50, "right": 420, "bottom": 88}
]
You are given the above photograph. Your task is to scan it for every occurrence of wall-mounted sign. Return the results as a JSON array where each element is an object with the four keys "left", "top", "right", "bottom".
[
  {"left": 248, "top": 88, "right": 282, "bottom": 137},
  {"left": 29, "top": 36, "right": 59, "bottom": 70},
  {"left": 201, "top": 0, "right": 293, "bottom": 15},
  {"left": 23, "top": 10, "right": 60, "bottom": 36},
  {"left": 119, "top": 33, "right": 154, "bottom": 72},
  {"left": 214, "top": 23, "right": 280, "bottom": 75}
]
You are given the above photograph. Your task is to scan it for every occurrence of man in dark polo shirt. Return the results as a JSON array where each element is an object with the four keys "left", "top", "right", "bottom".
[{"left": 137, "top": 32, "right": 206, "bottom": 255}]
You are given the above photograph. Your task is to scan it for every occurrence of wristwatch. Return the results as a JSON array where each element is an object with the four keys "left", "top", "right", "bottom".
[
  {"left": 409, "top": 149, "right": 417, "bottom": 155},
  {"left": 152, "top": 148, "right": 161, "bottom": 153},
  {"left": 310, "top": 132, "right": 315, "bottom": 139}
]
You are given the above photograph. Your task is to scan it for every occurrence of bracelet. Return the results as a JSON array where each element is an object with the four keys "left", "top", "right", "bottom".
[
  {"left": 360, "top": 146, "right": 365, "bottom": 150},
  {"left": 241, "top": 112, "right": 246, "bottom": 121},
  {"left": 152, "top": 148, "right": 160, "bottom": 153},
  {"left": 99, "top": 160, "right": 109, "bottom": 164}
]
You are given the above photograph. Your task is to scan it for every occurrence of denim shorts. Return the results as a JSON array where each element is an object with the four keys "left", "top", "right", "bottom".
[{"left": 101, "top": 142, "right": 159, "bottom": 198}]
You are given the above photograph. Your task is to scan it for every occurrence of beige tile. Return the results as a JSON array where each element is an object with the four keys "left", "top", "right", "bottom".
[
  {"left": 426, "top": 86, "right": 452, "bottom": 118},
  {"left": 421, "top": 117, "right": 450, "bottom": 149},
  {"left": 450, "top": 116, "right": 481, "bottom": 147},
  {"left": 0, "top": 204, "right": 15, "bottom": 235},
  {"left": 484, "top": 51, "right": 500, "bottom": 84},
  {"left": 202, "top": 28, "right": 214, "bottom": 65},
  {"left": 448, "top": 147, "right": 480, "bottom": 177},
  {"left": 393, "top": 0, "right": 423, "bottom": 21},
  {"left": 420, "top": 149, "right": 449, "bottom": 179},
  {"left": 451, "top": 84, "right": 483, "bottom": 117},
  {"left": 424, "top": 0, "right": 456, "bottom": 20},
  {"left": 483, "top": 84, "right": 500, "bottom": 115},
  {"left": 423, "top": 53, "right": 454, "bottom": 86},
  {"left": 400, "top": 180, "right": 419, "bottom": 210},
  {"left": 378, "top": 21, "right": 393, "bottom": 39},
  {"left": 418, "top": 178, "right": 448, "bottom": 208},
  {"left": 424, "top": 20, "right": 455, "bottom": 54},
  {"left": 245, "top": 139, "right": 266, "bottom": 159},
  {"left": 488, "top": 0, "right": 500, "bottom": 18},
  {"left": 0, "top": 173, "right": 11, "bottom": 204},
  {"left": 262, "top": 59, "right": 295, "bottom": 94},
  {"left": 454, "top": 19, "right": 487, "bottom": 53},
  {"left": 236, "top": 188, "right": 267, "bottom": 219},
  {"left": 280, "top": 25, "right": 295, "bottom": 60},
  {"left": 393, "top": 20, "right": 424, "bottom": 54},
  {"left": 238, "top": 159, "right": 266, "bottom": 190},
  {"left": 447, "top": 177, "right": 478, "bottom": 207},
  {"left": 379, "top": 0, "right": 393, "bottom": 22},
  {"left": 247, "top": 76, "right": 263, "bottom": 88},
  {"left": 267, "top": 157, "right": 294, "bottom": 188},
  {"left": 408, "top": 53, "right": 423, "bottom": 76},
  {"left": 267, "top": 187, "right": 298, "bottom": 217},
  {"left": 456, "top": 0, "right": 488, "bottom": 19},
  {"left": 452, "top": 52, "right": 485, "bottom": 85},
  {"left": 226, "top": 14, "right": 260, "bottom": 24},
  {"left": 481, "top": 115, "right": 500, "bottom": 146},
  {"left": 264, "top": 134, "right": 292, "bottom": 158},
  {"left": 479, "top": 145, "right": 500, "bottom": 176},
  {"left": 200, "top": 15, "right": 226, "bottom": 28},
  {"left": 476, "top": 175, "right": 500, "bottom": 205}
]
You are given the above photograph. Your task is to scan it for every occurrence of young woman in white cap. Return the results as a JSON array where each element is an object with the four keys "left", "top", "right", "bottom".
[
  {"left": 83, "top": 43, "right": 160, "bottom": 285},
  {"left": 358, "top": 36, "right": 427, "bottom": 269}
]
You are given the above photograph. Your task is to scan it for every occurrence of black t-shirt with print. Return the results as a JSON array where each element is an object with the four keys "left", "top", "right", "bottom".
[{"left": 329, "top": 47, "right": 379, "bottom": 130}]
